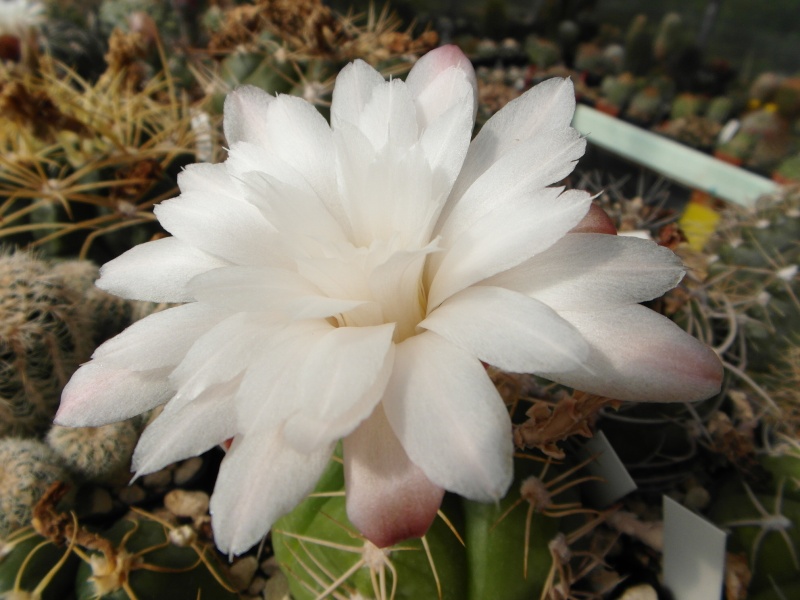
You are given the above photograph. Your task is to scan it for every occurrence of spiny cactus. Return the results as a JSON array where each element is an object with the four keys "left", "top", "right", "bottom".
[
  {"left": 273, "top": 441, "right": 608, "bottom": 600},
  {"left": 201, "top": 0, "right": 436, "bottom": 115},
  {"left": 0, "top": 40, "right": 200, "bottom": 261},
  {"left": 73, "top": 509, "right": 238, "bottom": 600},
  {"left": 0, "top": 252, "right": 155, "bottom": 438},
  {"left": 0, "top": 251, "right": 92, "bottom": 438},
  {"left": 46, "top": 419, "right": 139, "bottom": 483},
  {"left": 669, "top": 185, "right": 800, "bottom": 431},
  {"left": 0, "top": 526, "right": 80, "bottom": 600},
  {"left": 0, "top": 438, "right": 70, "bottom": 538},
  {"left": 710, "top": 478, "right": 800, "bottom": 595}
]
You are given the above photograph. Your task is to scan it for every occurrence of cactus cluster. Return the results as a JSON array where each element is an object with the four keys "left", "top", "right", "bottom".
[
  {"left": 0, "top": 251, "right": 92, "bottom": 438},
  {"left": 0, "top": 251, "right": 155, "bottom": 439},
  {"left": 0, "top": 438, "right": 70, "bottom": 538},
  {"left": 273, "top": 448, "right": 607, "bottom": 600},
  {"left": 47, "top": 419, "right": 139, "bottom": 483}
]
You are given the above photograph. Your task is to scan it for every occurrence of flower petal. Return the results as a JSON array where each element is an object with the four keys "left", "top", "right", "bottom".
[
  {"left": 420, "top": 286, "right": 589, "bottom": 373},
  {"left": 235, "top": 320, "right": 336, "bottom": 431},
  {"left": 187, "top": 265, "right": 369, "bottom": 319},
  {"left": 331, "top": 59, "right": 386, "bottom": 131},
  {"left": 96, "top": 236, "right": 226, "bottom": 302},
  {"left": 405, "top": 44, "right": 478, "bottom": 127},
  {"left": 541, "top": 305, "right": 724, "bottom": 402},
  {"left": 484, "top": 233, "right": 686, "bottom": 311},
  {"left": 90, "top": 303, "right": 227, "bottom": 371},
  {"left": 382, "top": 331, "right": 513, "bottom": 502},
  {"left": 132, "top": 378, "right": 239, "bottom": 476},
  {"left": 57, "top": 364, "right": 172, "bottom": 427},
  {"left": 154, "top": 189, "right": 280, "bottom": 267},
  {"left": 343, "top": 406, "right": 444, "bottom": 548},
  {"left": 437, "top": 128, "right": 586, "bottom": 242},
  {"left": 356, "top": 78, "right": 418, "bottom": 152},
  {"left": 210, "top": 430, "right": 334, "bottom": 556},
  {"left": 445, "top": 77, "right": 576, "bottom": 210},
  {"left": 428, "top": 189, "right": 591, "bottom": 309},
  {"left": 223, "top": 84, "right": 276, "bottom": 146},
  {"left": 283, "top": 324, "right": 396, "bottom": 453},
  {"left": 334, "top": 124, "right": 436, "bottom": 247},
  {"left": 168, "top": 312, "right": 282, "bottom": 406}
]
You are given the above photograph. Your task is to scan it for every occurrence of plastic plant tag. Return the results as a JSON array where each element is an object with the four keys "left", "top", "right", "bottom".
[
  {"left": 578, "top": 431, "right": 637, "bottom": 508},
  {"left": 663, "top": 496, "right": 727, "bottom": 600}
]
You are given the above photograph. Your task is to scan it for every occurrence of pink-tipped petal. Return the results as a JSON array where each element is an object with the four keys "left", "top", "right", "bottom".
[
  {"left": 406, "top": 44, "right": 478, "bottom": 125},
  {"left": 343, "top": 406, "right": 444, "bottom": 548},
  {"left": 210, "top": 430, "right": 334, "bottom": 556},
  {"left": 570, "top": 202, "right": 617, "bottom": 234},
  {"left": 382, "top": 331, "right": 514, "bottom": 502},
  {"left": 57, "top": 364, "right": 172, "bottom": 426},
  {"left": 223, "top": 85, "right": 275, "bottom": 146},
  {"left": 544, "top": 304, "right": 724, "bottom": 402}
]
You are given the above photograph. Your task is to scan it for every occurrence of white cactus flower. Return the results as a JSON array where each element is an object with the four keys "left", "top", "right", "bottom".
[{"left": 57, "top": 46, "right": 723, "bottom": 555}]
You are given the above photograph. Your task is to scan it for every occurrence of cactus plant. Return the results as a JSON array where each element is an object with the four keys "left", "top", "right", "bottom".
[
  {"left": 272, "top": 445, "right": 606, "bottom": 600},
  {"left": 596, "top": 73, "right": 637, "bottom": 115},
  {"left": 0, "top": 438, "right": 70, "bottom": 538},
  {"left": 624, "top": 14, "right": 652, "bottom": 76},
  {"left": 670, "top": 93, "right": 707, "bottom": 120},
  {"left": 668, "top": 185, "right": 800, "bottom": 431},
  {"left": 46, "top": 419, "right": 139, "bottom": 483},
  {"left": 0, "top": 252, "right": 153, "bottom": 439},
  {"left": 0, "top": 251, "right": 92, "bottom": 438},
  {"left": 0, "top": 526, "right": 80, "bottom": 600},
  {"left": 73, "top": 510, "right": 238, "bottom": 600},
  {"left": 624, "top": 86, "right": 664, "bottom": 125}
]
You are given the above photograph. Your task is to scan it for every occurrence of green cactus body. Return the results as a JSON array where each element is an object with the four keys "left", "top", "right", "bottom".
[
  {"left": 74, "top": 513, "right": 238, "bottom": 600},
  {"left": 670, "top": 93, "right": 707, "bottom": 120},
  {"left": 715, "top": 131, "right": 756, "bottom": 163},
  {"left": 274, "top": 454, "right": 564, "bottom": 600},
  {"left": 0, "top": 527, "right": 80, "bottom": 600},
  {"left": 749, "top": 580, "right": 800, "bottom": 600},
  {"left": 624, "top": 14, "right": 653, "bottom": 76},
  {"left": 273, "top": 456, "right": 467, "bottom": 600},
  {"left": 759, "top": 447, "right": 800, "bottom": 502},
  {"left": 524, "top": 36, "right": 561, "bottom": 70},
  {"left": 461, "top": 457, "right": 562, "bottom": 600},
  {"left": 707, "top": 190, "right": 800, "bottom": 377},
  {"left": 709, "top": 481, "right": 800, "bottom": 594},
  {"left": 706, "top": 96, "right": 735, "bottom": 124},
  {"left": 775, "top": 153, "right": 800, "bottom": 183},
  {"left": 0, "top": 252, "right": 92, "bottom": 438},
  {"left": 0, "top": 439, "right": 70, "bottom": 538},
  {"left": 625, "top": 87, "right": 663, "bottom": 124},
  {"left": 653, "top": 13, "right": 686, "bottom": 63},
  {"left": 599, "top": 74, "right": 637, "bottom": 111},
  {"left": 775, "top": 77, "right": 800, "bottom": 120}
]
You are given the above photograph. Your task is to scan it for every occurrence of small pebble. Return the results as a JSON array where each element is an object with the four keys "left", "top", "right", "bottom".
[
  {"left": 229, "top": 555, "right": 259, "bottom": 591},
  {"left": 88, "top": 487, "right": 114, "bottom": 515},
  {"left": 263, "top": 572, "right": 291, "bottom": 600},
  {"left": 620, "top": 584, "right": 658, "bottom": 600},
  {"left": 248, "top": 576, "right": 267, "bottom": 595},
  {"left": 173, "top": 456, "right": 204, "bottom": 485},
  {"left": 164, "top": 489, "right": 210, "bottom": 520},
  {"left": 117, "top": 484, "right": 146, "bottom": 504},
  {"left": 142, "top": 468, "right": 172, "bottom": 489}
]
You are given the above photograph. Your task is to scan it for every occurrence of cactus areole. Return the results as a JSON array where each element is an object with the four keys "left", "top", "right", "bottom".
[{"left": 56, "top": 45, "right": 723, "bottom": 555}]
